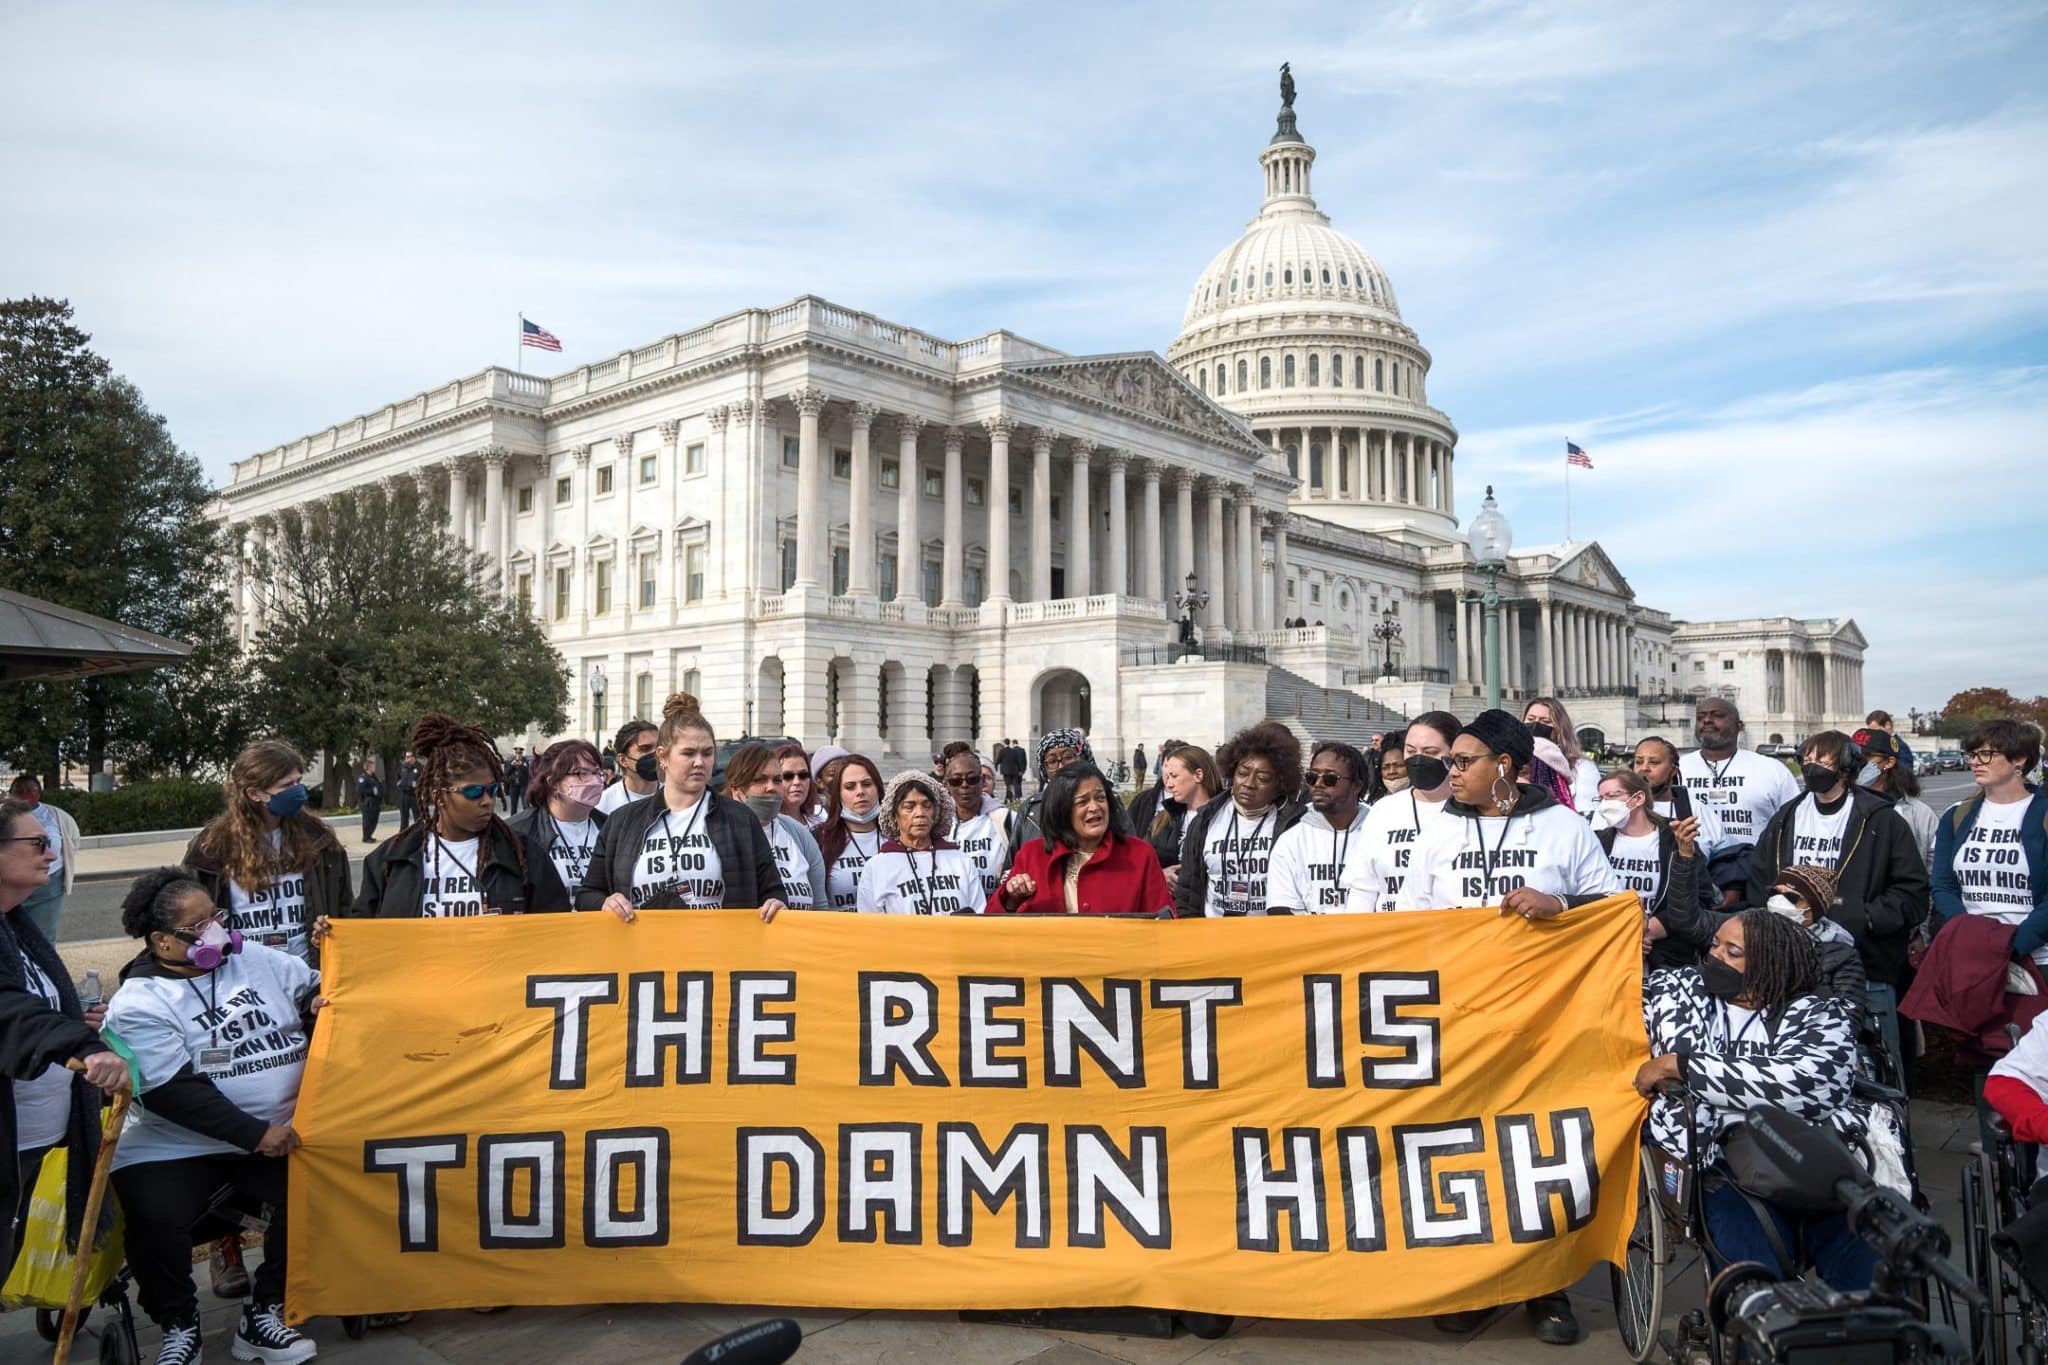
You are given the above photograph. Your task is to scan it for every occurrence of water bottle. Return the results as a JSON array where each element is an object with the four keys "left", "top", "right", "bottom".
[{"left": 79, "top": 969, "right": 104, "bottom": 1011}]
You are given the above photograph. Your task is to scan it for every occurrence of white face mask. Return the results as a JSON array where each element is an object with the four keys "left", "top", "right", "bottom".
[
  {"left": 1591, "top": 798, "right": 1631, "bottom": 830},
  {"left": 1765, "top": 894, "right": 1807, "bottom": 923}
]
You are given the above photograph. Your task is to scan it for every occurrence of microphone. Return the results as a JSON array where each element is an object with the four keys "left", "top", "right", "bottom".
[{"left": 679, "top": 1318, "right": 802, "bottom": 1365}]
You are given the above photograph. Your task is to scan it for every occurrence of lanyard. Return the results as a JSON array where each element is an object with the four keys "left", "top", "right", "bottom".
[
  {"left": 845, "top": 826, "right": 877, "bottom": 861},
  {"left": 900, "top": 848, "right": 941, "bottom": 915},
  {"left": 1221, "top": 808, "right": 1274, "bottom": 885},
  {"left": 1468, "top": 814, "right": 1518, "bottom": 899},
  {"left": 185, "top": 971, "right": 221, "bottom": 1048},
  {"left": 1704, "top": 754, "right": 1735, "bottom": 787},
  {"left": 421, "top": 835, "right": 480, "bottom": 914},
  {"left": 546, "top": 812, "right": 594, "bottom": 862},
  {"left": 1717, "top": 1001, "right": 1765, "bottom": 1048},
  {"left": 658, "top": 798, "right": 708, "bottom": 863},
  {"left": 1328, "top": 812, "right": 1357, "bottom": 891}
]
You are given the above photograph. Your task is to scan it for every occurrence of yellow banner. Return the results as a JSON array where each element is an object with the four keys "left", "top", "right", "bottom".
[{"left": 288, "top": 895, "right": 1650, "bottom": 1320}]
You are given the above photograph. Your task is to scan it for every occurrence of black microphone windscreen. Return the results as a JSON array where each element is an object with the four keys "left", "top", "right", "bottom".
[
  {"left": 679, "top": 1317, "right": 802, "bottom": 1365},
  {"left": 1747, "top": 1103, "right": 1866, "bottom": 1190}
]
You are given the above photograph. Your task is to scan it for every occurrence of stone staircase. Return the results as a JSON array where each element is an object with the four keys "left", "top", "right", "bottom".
[{"left": 1264, "top": 665, "right": 1410, "bottom": 751}]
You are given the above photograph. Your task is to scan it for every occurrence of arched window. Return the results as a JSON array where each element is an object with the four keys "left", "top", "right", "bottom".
[
  {"left": 1259, "top": 356, "right": 1272, "bottom": 389},
  {"left": 1392, "top": 364, "right": 1401, "bottom": 396},
  {"left": 1263, "top": 269, "right": 1274, "bottom": 287},
  {"left": 1283, "top": 268, "right": 1293, "bottom": 284},
  {"left": 1354, "top": 355, "right": 1364, "bottom": 388},
  {"left": 1237, "top": 358, "right": 1249, "bottom": 391},
  {"left": 1215, "top": 363, "right": 1226, "bottom": 393},
  {"left": 1197, "top": 368, "right": 1207, "bottom": 393},
  {"left": 1282, "top": 354, "right": 1296, "bottom": 386},
  {"left": 1331, "top": 352, "right": 1344, "bottom": 387},
  {"left": 1307, "top": 354, "right": 1319, "bottom": 386},
  {"left": 1339, "top": 268, "right": 1349, "bottom": 285},
  {"left": 1338, "top": 446, "right": 1350, "bottom": 493},
  {"left": 1285, "top": 444, "right": 1299, "bottom": 478},
  {"left": 1321, "top": 267, "right": 1331, "bottom": 284},
  {"left": 1375, "top": 357, "right": 1384, "bottom": 391},
  {"left": 1309, "top": 443, "right": 1325, "bottom": 488},
  {"left": 1230, "top": 276, "right": 1238, "bottom": 293}
]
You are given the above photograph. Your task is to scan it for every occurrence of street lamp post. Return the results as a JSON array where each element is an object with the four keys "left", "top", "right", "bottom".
[
  {"left": 1371, "top": 607, "right": 1403, "bottom": 680},
  {"left": 1465, "top": 486, "right": 1514, "bottom": 713},
  {"left": 586, "top": 662, "right": 608, "bottom": 745},
  {"left": 1173, "top": 570, "right": 1210, "bottom": 652}
]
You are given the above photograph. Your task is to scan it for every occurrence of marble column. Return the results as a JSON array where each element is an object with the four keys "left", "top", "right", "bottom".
[
  {"left": 1538, "top": 598, "right": 1555, "bottom": 693},
  {"left": 941, "top": 427, "right": 966, "bottom": 606},
  {"left": 848, "top": 405, "right": 878, "bottom": 598},
  {"left": 1069, "top": 441, "right": 1093, "bottom": 598},
  {"left": 1105, "top": 451, "right": 1129, "bottom": 599},
  {"left": 1140, "top": 461, "right": 1164, "bottom": 601},
  {"left": 571, "top": 445, "right": 591, "bottom": 631},
  {"left": 894, "top": 418, "right": 924, "bottom": 604},
  {"left": 1234, "top": 488, "right": 1256, "bottom": 633},
  {"left": 1202, "top": 479, "right": 1226, "bottom": 631},
  {"left": 1268, "top": 512, "right": 1290, "bottom": 628},
  {"left": 792, "top": 389, "right": 827, "bottom": 589},
  {"left": 1030, "top": 432, "right": 1054, "bottom": 602},
  {"left": 1451, "top": 588, "right": 1470, "bottom": 686},
  {"left": 982, "top": 416, "right": 1014, "bottom": 603},
  {"left": 480, "top": 447, "right": 508, "bottom": 595},
  {"left": 1506, "top": 606, "right": 1522, "bottom": 693},
  {"left": 1419, "top": 593, "right": 1438, "bottom": 670},
  {"left": 445, "top": 458, "right": 467, "bottom": 546},
  {"left": 1443, "top": 443, "right": 1455, "bottom": 515},
  {"left": 1412, "top": 439, "right": 1426, "bottom": 511},
  {"left": 1173, "top": 471, "right": 1196, "bottom": 601}
]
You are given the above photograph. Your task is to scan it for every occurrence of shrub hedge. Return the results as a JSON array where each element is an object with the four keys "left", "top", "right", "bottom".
[{"left": 44, "top": 779, "right": 225, "bottom": 837}]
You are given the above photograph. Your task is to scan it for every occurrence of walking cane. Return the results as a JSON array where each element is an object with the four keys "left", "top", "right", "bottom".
[{"left": 54, "top": 1062, "right": 132, "bottom": 1365}]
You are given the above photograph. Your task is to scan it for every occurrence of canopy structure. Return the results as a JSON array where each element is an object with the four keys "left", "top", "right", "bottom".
[{"left": 0, "top": 587, "right": 192, "bottom": 682}]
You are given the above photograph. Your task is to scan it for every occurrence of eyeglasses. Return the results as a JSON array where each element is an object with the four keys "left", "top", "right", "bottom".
[
  {"left": 1305, "top": 771, "right": 1348, "bottom": 787},
  {"left": 454, "top": 782, "right": 503, "bottom": 801},
  {"left": 942, "top": 774, "right": 983, "bottom": 788},
  {"left": 0, "top": 835, "right": 52, "bottom": 854},
  {"left": 1447, "top": 752, "right": 1492, "bottom": 773},
  {"left": 1966, "top": 750, "right": 2005, "bottom": 766},
  {"left": 567, "top": 768, "right": 603, "bottom": 780}
]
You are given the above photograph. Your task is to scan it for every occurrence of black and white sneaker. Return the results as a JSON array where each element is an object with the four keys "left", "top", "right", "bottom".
[
  {"left": 231, "top": 1302, "right": 317, "bottom": 1363},
  {"left": 155, "top": 1317, "right": 203, "bottom": 1365}
]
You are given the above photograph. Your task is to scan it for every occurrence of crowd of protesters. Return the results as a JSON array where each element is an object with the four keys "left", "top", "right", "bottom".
[{"left": 5, "top": 688, "right": 2043, "bottom": 1360}]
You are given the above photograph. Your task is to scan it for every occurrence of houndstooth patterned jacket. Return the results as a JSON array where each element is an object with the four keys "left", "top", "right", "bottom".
[{"left": 1643, "top": 966, "right": 1870, "bottom": 1166}]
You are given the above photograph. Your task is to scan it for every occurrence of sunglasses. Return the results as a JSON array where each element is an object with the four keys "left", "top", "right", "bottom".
[
  {"left": 454, "top": 782, "right": 503, "bottom": 801},
  {"left": 942, "top": 774, "right": 983, "bottom": 788},
  {"left": 1, "top": 835, "right": 53, "bottom": 854},
  {"left": 1305, "top": 771, "right": 1349, "bottom": 787}
]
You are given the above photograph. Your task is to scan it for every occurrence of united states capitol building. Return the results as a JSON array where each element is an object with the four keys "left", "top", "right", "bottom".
[{"left": 213, "top": 76, "right": 1868, "bottom": 763}]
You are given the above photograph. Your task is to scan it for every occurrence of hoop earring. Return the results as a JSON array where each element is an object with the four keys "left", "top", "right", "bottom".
[{"left": 1491, "top": 773, "right": 1517, "bottom": 814}]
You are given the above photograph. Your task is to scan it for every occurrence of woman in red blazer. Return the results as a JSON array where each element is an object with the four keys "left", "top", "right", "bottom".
[{"left": 995, "top": 762, "right": 1171, "bottom": 915}]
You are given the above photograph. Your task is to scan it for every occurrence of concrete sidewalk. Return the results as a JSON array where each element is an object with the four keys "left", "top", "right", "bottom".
[
  {"left": 1, "top": 1100, "right": 1987, "bottom": 1364},
  {"left": 68, "top": 815, "right": 362, "bottom": 882}
]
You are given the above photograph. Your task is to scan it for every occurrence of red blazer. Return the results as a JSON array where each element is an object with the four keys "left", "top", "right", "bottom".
[{"left": 996, "top": 832, "right": 1170, "bottom": 916}]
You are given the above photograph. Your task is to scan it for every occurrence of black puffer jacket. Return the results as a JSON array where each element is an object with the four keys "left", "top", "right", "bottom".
[
  {"left": 1596, "top": 818, "right": 1716, "bottom": 970},
  {"left": 1172, "top": 798, "right": 1305, "bottom": 918}
]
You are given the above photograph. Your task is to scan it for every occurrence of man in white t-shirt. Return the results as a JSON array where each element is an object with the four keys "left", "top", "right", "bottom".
[
  {"left": 596, "top": 721, "right": 661, "bottom": 815},
  {"left": 1268, "top": 742, "right": 1371, "bottom": 914},
  {"left": 1678, "top": 697, "right": 1800, "bottom": 907}
]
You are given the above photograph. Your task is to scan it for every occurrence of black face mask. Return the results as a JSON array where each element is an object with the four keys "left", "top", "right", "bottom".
[
  {"left": 1801, "top": 762, "right": 1839, "bottom": 795},
  {"left": 1404, "top": 755, "right": 1449, "bottom": 791},
  {"left": 633, "top": 752, "right": 660, "bottom": 783},
  {"left": 1526, "top": 721, "right": 1555, "bottom": 742},
  {"left": 1701, "top": 956, "right": 1746, "bottom": 1001}
]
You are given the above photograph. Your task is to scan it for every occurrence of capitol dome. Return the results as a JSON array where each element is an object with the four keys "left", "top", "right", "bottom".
[{"left": 1167, "top": 71, "right": 1459, "bottom": 541}]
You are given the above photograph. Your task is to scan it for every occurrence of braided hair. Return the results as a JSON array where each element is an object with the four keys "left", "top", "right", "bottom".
[
  {"left": 1732, "top": 907, "right": 1820, "bottom": 1013},
  {"left": 409, "top": 713, "right": 527, "bottom": 878}
]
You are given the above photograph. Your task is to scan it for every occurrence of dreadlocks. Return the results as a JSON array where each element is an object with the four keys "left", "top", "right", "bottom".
[
  {"left": 409, "top": 713, "right": 527, "bottom": 878},
  {"left": 1732, "top": 908, "right": 1820, "bottom": 1012}
]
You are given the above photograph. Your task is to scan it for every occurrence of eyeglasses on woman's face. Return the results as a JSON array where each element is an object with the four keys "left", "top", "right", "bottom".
[
  {"left": 0, "top": 834, "right": 52, "bottom": 855},
  {"left": 454, "top": 782, "right": 503, "bottom": 802}
]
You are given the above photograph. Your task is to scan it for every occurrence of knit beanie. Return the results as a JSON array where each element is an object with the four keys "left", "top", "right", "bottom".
[
  {"left": 1776, "top": 864, "right": 1839, "bottom": 912},
  {"left": 1464, "top": 709, "right": 1535, "bottom": 776}
]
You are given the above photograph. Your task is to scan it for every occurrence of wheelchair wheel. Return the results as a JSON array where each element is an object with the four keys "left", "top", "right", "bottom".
[
  {"left": 99, "top": 1320, "right": 139, "bottom": 1365},
  {"left": 1610, "top": 1145, "right": 1667, "bottom": 1363}
]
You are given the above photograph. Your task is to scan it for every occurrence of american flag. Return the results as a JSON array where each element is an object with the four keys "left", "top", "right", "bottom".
[
  {"left": 520, "top": 317, "right": 562, "bottom": 352},
  {"left": 1566, "top": 440, "right": 1593, "bottom": 469}
]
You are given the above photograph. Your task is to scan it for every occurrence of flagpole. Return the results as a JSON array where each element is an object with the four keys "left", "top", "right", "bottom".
[
  {"left": 1564, "top": 445, "right": 1573, "bottom": 544},
  {"left": 515, "top": 313, "right": 523, "bottom": 375}
]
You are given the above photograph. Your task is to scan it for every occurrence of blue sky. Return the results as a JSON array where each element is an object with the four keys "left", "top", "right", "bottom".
[{"left": 5, "top": 2, "right": 2043, "bottom": 713}]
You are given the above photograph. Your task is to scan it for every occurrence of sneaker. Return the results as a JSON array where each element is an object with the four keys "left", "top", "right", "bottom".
[
  {"left": 1525, "top": 1293, "right": 1582, "bottom": 1346},
  {"left": 155, "top": 1317, "right": 203, "bottom": 1365},
  {"left": 210, "top": 1236, "right": 250, "bottom": 1298},
  {"left": 232, "top": 1302, "right": 317, "bottom": 1364}
]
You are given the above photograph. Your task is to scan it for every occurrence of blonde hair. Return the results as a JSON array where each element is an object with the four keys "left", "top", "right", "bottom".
[{"left": 1525, "top": 696, "right": 1585, "bottom": 767}]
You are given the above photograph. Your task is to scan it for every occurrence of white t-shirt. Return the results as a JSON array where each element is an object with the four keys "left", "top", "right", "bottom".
[
  {"left": 1652, "top": 794, "right": 1725, "bottom": 856},
  {"left": 1679, "top": 749, "right": 1801, "bottom": 850},
  {"left": 1954, "top": 797, "right": 2041, "bottom": 960},
  {"left": 595, "top": 779, "right": 655, "bottom": 816},
  {"left": 103, "top": 944, "right": 317, "bottom": 1169},
  {"left": 544, "top": 815, "right": 598, "bottom": 902},
  {"left": 627, "top": 799, "right": 725, "bottom": 909},
  {"left": 27, "top": 803, "right": 64, "bottom": 877},
  {"left": 1570, "top": 758, "right": 1602, "bottom": 814},
  {"left": 11, "top": 947, "right": 72, "bottom": 1150},
  {"left": 1199, "top": 805, "right": 1283, "bottom": 917},
  {"left": 856, "top": 845, "right": 987, "bottom": 915},
  {"left": 953, "top": 811, "right": 1008, "bottom": 903},
  {"left": 1342, "top": 791, "right": 1458, "bottom": 913},
  {"left": 1397, "top": 803, "right": 1622, "bottom": 910},
  {"left": 826, "top": 823, "right": 881, "bottom": 910},
  {"left": 228, "top": 830, "right": 311, "bottom": 959},
  {"left": 1267, "top": 806, "right": 1373, "bottom": 914},
  {"left": 765, "top": 818, "right": 816, "bottom": 909},
  {"left": 418, "top": 835, "right": 490, "bottom": 917},
  {"left": 1789, "top": 796, "right": 1853, "bottom": 869},
  {"left": 1607, "top": 830, "right": 1664, "bottom": 907}
]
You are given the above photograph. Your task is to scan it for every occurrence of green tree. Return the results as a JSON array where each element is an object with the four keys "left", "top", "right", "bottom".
[
  {"left": 247, "top": 482, "right": 567, "bottom": 801},
  {"left": 0, "top": 297, "right": 253, "bottom": 781},
  {"left": 1933, "top": 687, "right": 2039, "bottom": 738}
]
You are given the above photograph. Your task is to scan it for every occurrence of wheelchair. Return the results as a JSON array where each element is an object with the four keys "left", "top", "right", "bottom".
[
  {"left": 30, "top": 1181, "right": 372, "bottom": 1363},
  {"left": 1611, "top": 1068, "right": 1935, "bottom": 1363},
  {"left": 1959, "top": 1108, "right": 2048, "bottom": 1363}
]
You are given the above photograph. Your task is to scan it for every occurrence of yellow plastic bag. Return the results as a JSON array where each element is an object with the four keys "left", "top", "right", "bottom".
[{"left": 2, "top": 1144, "right": 123, "bottom": 1311}]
